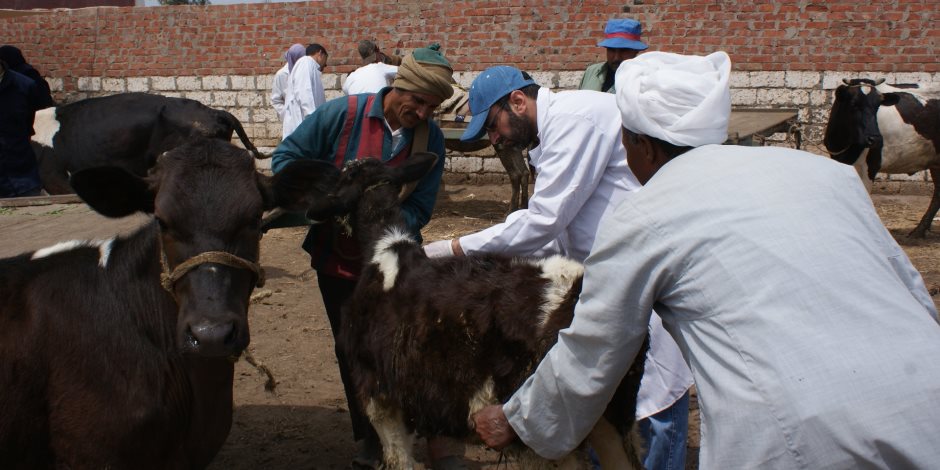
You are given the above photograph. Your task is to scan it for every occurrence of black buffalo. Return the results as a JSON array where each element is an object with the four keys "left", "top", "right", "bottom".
[{"left": 31, "top": 92, "right": 264, "bottom": 194}]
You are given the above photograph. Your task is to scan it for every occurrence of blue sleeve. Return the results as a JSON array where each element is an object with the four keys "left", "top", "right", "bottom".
[
  {"left": 400, "top": 123, "right": 446, "bottom": 241},
  {"left": 271, "top": 96, "right": 349, "bottom": 173}
]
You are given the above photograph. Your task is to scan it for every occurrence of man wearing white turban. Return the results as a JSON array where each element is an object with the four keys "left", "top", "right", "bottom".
[{"left": 472, "top": 51, "right": 940, "bottom": 469}]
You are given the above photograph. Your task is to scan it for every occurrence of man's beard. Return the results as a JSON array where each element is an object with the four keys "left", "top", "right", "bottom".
[{"left": 504, "top": 111, "right": 540, "bottom": 151}]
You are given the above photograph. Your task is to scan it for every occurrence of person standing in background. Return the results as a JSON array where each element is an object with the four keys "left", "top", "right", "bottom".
[
  {"left": 0, "top": 45, "right": 54, "bottom": 109},
  {"left": 271, "top": 43, "right": 306, "bottom": 126},
  {"left": 0, "top": 58, "right": 44, "bottom": 198},
  {"left": 282, "top": 43, "right": 329, "bottom": 138},
  {"left": 579, "top": 19, "right": 648, "bottom": 94},
  {"left": 343, "top": 40, "right": 401, "bottom": 96}
]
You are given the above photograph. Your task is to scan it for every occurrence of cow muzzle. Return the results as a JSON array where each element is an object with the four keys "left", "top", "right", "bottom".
[{"left": 182, "top": 315, "right": 248, "bottom": 357}]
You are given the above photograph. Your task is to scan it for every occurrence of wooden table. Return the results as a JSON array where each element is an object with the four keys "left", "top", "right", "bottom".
[{"left": 726, "top": 108, "right": 800, "bottom": 147}]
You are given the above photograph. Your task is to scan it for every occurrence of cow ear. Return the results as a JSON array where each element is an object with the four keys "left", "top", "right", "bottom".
[
  {"left": 880, "top": 93, "right": 901, "bottom": 107},
  {"left": 71, "top": 167, "right": 155, "bottom": 217},
  {"left": 255, "top": 171, "right": 276, "bottom": 211},
  {"left": 270, "top": 160, "right": 341, "bottom": 211},
  {"left": 392, "top": 152, "right": 439, "bottom": 185}
]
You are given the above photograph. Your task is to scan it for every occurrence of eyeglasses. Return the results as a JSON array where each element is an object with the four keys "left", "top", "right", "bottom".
[{"left": 484, "top": 105, "right": 506, "bottom": 133}]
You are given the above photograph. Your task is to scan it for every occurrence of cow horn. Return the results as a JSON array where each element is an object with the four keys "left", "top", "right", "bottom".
[
  {"left": 874, "top": 78, "right": 885, "bottom": 85},
  {"left": 842, "top": 78, "right": 852, "bottom": 85}
]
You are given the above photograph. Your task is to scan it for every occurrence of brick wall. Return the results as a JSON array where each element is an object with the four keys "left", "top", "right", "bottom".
[{"left": 3, "top": 1, "right": 938, "bottom": 183}]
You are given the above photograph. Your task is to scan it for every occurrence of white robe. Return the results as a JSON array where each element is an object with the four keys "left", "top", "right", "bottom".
[
  {"left": 506, "top": 144, "right": 940, "bottom": 468},
  {"left": 270, "top": 63, "right": 289, "bottom": 122},
  {"left": 343, "top": 63, "right": 398, "bottom": 95},
  {"left": 282, "top": 56, "right": 326, "bottom": 139},
  {"left": 458, "top": 88, "right": 693, "bottom": 420}
]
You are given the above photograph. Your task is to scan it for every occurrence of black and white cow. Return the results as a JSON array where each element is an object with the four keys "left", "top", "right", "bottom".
[
  {"left": 0, "top": 139, "right": 332, "bottom": 469},
  {"left": 287, "top": 153, "right": 647, "bottom": 469},
  {"left": 31, "top": 92, "right": 264, "bottom": 194},
  {"left": 824, "top": 78, "right": 940, "bottom": 237}
]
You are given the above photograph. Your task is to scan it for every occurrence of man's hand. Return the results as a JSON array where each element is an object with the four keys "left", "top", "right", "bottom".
[
  {"left": 424, "top": 238, "right": 465, "bottom": 258},
  {"left": 472, "top": 405, "right": 517, "bottom": 450}
]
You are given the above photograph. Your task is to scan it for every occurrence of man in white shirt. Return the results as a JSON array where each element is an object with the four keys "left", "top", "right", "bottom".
[
  {"left": 343, "top": 40, "right": 400, "bottom": 96},
  {"left": 282, "top": 43, "right": 329, "bottom": 138},
  {"left": 423, "top": 66, "right": 694, "bottom": 470},
  {"left": 271, "top": 43, "right": 306, "bottom": 124},
  {"left": 472, "top": 51, "right": 940, "bottom": 469}
]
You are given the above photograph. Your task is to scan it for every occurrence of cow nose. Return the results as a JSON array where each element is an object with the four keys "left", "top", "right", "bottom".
[{"left": 186, "top": 320, "right": 238, "bottom": 356}]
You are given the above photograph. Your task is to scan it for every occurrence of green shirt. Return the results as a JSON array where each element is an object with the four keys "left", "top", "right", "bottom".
[{"left": 579, "top": 62, "right": 616, "bottom": 94}]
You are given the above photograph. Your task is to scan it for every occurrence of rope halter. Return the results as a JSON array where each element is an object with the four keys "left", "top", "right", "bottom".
[{"left": 160, "top": 250, "right": 266, "bottom": 294}]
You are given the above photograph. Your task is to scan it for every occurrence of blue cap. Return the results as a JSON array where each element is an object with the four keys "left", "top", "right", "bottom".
[
  {"left": 597, "top": 19, "right": 649, "bottom": 50},
  {"left": 460, "top": 66, "right": 536, "bottom": 142}
]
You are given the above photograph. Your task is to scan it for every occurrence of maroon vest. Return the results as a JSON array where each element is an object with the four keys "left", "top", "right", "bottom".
[{"left": 312, "top": 94, "right": 411, "bottom": 280}]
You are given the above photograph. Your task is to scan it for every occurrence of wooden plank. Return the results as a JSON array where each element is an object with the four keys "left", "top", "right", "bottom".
[{"left": 0, "top": 194, "right": 82, "bottom": 208}]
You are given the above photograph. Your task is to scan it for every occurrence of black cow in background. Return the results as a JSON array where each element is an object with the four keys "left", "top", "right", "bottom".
[
  {"left": 31, "top": 92, "right": 264, "bottom": 194},
  {"left": 824, "top": 78, "right": 940, "bottom": 238}
]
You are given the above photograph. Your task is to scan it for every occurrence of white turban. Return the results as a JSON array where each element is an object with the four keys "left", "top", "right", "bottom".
[{"left": 615, "top": 51, "right": 732, "bottom": 147}]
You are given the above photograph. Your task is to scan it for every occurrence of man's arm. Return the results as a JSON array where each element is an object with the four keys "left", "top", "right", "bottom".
[
  {"left": 271, "top": 68, "right": 287, "bottom": 120},
  {"left": 457, "top": 115, "right": 619, "bottom": 257}
]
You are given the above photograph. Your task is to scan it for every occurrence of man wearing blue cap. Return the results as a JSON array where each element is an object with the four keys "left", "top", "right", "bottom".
[
  {"left": 580, "top": 18, "right": 649, "bottom": 93},
  {"left": 422, "top": 65, "right": 692, "bottom": 470}
]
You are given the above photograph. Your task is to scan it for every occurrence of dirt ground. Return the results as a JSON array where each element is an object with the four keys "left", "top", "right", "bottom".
[{"left": 1, "top": 183, "right": 938, "bottom": 469}]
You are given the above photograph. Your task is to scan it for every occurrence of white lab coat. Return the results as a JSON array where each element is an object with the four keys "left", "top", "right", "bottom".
[
  {"left": 343, "top": 63, "right": 398, "bottom": 95},
  {"left": 271, "top": 63, "right": 289, "bottom": 121},
  {"left": 458, "top": 88, "right": 693, "bottom": 420},
  {"left": 506, "top": 144, "right": 940, "bottom": 468},
  {"left": 282, "top": 55, "right": 326, "bottom": 139}
]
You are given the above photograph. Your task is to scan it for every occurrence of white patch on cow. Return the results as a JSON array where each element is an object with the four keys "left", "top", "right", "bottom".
[
  {"left": 533, "top": 255, "right": 584, "bottom": 332},
  {"left": 31, "top": 238, "right": 116, "bottom": 268},
  {"left": 97, "top": 238, "right": 115, "bottom": 268},
  {"left": 31, "top": 107, "right": 60, "bottom": 148},
  {"left": 371, "top": 227, "right": 414, "bottom": 292},
  {"left": 877, "top": 106, "right": 938, "bottom": 174},
  {"left": 853, "top": 148, "right": 874, "bottom": 192},
  {"left": 365, "top": 399, "right": 416, "bottom": 469},
  {"left": 467, "top": 377, "right": 497, "bottom": 426}
]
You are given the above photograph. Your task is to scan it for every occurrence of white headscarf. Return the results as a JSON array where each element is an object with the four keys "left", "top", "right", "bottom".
[{"left": 615, "top": 51, "right": 731, "bottom": 147}]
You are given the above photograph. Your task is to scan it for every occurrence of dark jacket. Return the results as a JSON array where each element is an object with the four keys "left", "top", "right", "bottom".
[
  {"left": 0, "top": 68, "right": 43, "bottom": 197},
  {"left": 0, "top": 45, "right": 54, "bottom": 109}
]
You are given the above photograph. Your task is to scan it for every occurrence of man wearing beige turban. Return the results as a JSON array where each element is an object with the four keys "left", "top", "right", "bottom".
[
  {"left": 271, "top": 44, "right": 456, "bottom": 469},
  {"left": 472, "top": 51, "right": 940, "bottom": 469}
]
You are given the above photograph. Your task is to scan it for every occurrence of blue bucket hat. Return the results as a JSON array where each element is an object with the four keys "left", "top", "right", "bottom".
[
  {"left": 597, "top": 19, "right": 649, "bottom": 50},
  {"left": 460, "top": 66, "right": 536, "bottom": 142}
]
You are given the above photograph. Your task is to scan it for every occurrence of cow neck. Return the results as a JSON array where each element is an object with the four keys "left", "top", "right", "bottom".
[{"left": 354, "top": 182, "right": 409, "bottom": 259}]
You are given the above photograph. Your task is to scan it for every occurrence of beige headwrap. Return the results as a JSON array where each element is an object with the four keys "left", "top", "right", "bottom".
[
  {"left": 392, "top": 44, "right": 455, "bottom": 101},
  {"left": 615, "top": 51, "right": 732, "bottom": 147}
]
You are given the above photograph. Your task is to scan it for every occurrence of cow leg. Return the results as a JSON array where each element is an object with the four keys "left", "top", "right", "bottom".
[
  {"left": 365, "top": 399, "right": 417, "bottom": 470},
  {"left": 909, "top": 166, "right": 940, "bottom": 238},
  {"left": 495, "top": 145, "right": 530, "bottom": 213},
  {"left": 586, "top": 417, "right": 645, "bottom": 470},
  {"left": 520, "top": 162, "right": 530, "bottom": 210}
]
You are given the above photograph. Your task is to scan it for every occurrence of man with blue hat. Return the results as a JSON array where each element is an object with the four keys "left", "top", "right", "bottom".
[
  {"left": 422, "top": 64, "right": 692, "bottom": 470},
  {"left": 580, "top": 18, "right": 649, "bottom": 93}
]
